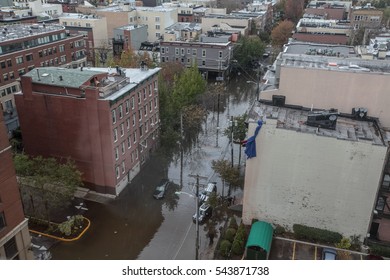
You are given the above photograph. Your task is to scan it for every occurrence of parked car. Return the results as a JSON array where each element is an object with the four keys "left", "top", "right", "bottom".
[
  {"left": 322, "top": 248, "right": 337, "bottom": 260},
  {"left": 153, "top": 179, "right": 169, "bottom": 199},
  {"left": 199, "top": 182, "right": 217, "bottom": 204},
  {"left": 192, "top": 203, "right": 212, "bottom": 224}
]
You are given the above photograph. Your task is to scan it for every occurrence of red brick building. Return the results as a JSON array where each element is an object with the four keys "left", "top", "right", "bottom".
[
  {"left": 15, "top": 65, "right": 161, "bottom": 195},
  {"left": 0, "top": 23, "right": 87, "bottom": 133},
  {"left": 0, "top": 109, "right": 33, "bottom": 260}
]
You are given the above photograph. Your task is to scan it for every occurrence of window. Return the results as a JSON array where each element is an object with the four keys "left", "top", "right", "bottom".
[
  {"left": 132, "top": 113, "right": 136, "bottom": 126},
  {"left": 9, "top": 72, "right": 14, "bottom": 80},
  {"left": 219, "top": 51, "right": 222, "bottom": 59},
  {"left": 115, "top": 147, "right": 119, "bottom": 160},
  {"left": 0, "top": 211, "right": 5, "bottom": 231},
  {"left": 125, "top": 100, "right": 130, "bottom": 114},
  {"left": 202, "top": 49, "right": 206, "bottom": 57},
  {"left": 149, "top": 101, "right": 153, "bottom": 112},
  {"left": 120, "top": 123, "right": 124, "bottom": 137},
  {"left": 133, "top": 131, "right": 137, "bottom": 143},
  {"left": 131, "top": 96, "right": 135, "bottom": 109},
  {"left": 145, "top": 121, "right": 148, "bottom": 132},
  {"left": 112, "top": 110, "right": 116, "bottom": 123},
  {"left": 137, "top": 92, "right": 141, "bottom": 104},
  {"left": 18, "top": 69, "right": 25, "bottom": 76},
  {"left": 181, "top": 48, "right": 184, "bottom": 55},
  {"left": 6, "top": 60, "right": 11, "bottom": 67},
  {"left": 143, "top": 88, "right": 147, "bottom": 100},
  {"left": 114, "top": 128, "right": 118, "bottom": 142},
  {"left": 121, "top": 142, "right": 125, "bottom": 154},
  {"left": 149, "top": 85, "right": 152, "bottom": 96},
  {"left": 122, "top": 161, "right": 125, "bottom": 174},
  {"left": 126, "top": 118, "right": 130, "bottom": 130},
  {"left": 175, "top": 48, "right": 179, "bottom": 55},
  {"left": 116, "top": 166, "right": 120, "bottom": 179},
  {"left": 144, "top": 105, "right": 147, "bottom": 117},
  {"left": 138, "top": 109, "right": 142, "bottom": 121},
  {"left": 166, "top": 47, "right": 169, "bottom": 53},
  {"left": 131, "top": 152, "right": 134, "bottom": 163},
  {"left": 154, "top": 97, "right": 158, "bottom": 108},
  {"left": 127, "top": 136, "right": 131, "bottom": 149},
  {"left": 161, "top": 48, "right": 165, "bottom": 54},
  {"left": 155, "top": 25, "right": 160, "bottom": 30},
  {"left": 187, "top": 48, "right": 191, "bottom": 55},
  {"left": 202, "top": 60, "right": 205, "bottom": 66},
  {"left": 59, "top": 45, "right": 65, "bottom": 52},
  {"left": 192, "top": 49, "right": 197, "bottom": 56},
  {"left": 3, "top": 73, "right": 8, "bottom": 81},
  {"left": 4, "top": 236, "right": 18, "bottom": 260},
  {"left": 119, "top": 105, "right": 123, "bottom": 119},
  {"left": 26, "top": 54, "right": 33, "bottom": 61},
  {"left": 156, "top": 32, "right": 160, "bottom": 39},
  {"left": 155, "top": 16, "right": 160, "bottom": 22}
]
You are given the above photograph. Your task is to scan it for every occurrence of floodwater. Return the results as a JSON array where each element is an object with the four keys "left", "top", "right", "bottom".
[{"left": 50, "top": 75, "right": 257, "bottom": 260}]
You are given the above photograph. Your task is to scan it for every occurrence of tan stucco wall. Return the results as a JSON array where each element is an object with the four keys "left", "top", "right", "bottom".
[
  {"left": 242, "top": 118, "right": 387, "bottom": 239},
  {"left": 260, "top": 66, "right": 390, "bottom": 129}
]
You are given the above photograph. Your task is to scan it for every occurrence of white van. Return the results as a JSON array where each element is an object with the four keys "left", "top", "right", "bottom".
[{"left": 199, "top": 182, "right": 217, "bottom": 204}]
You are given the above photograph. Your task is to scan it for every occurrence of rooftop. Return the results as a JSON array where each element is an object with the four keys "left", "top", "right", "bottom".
[
  {"left": 23, "top": 66, "right": 161, "bottom": 100},
  {"left": 0, "top": 23, "right": 64, "bottom": 42},
  {"left": 116, "top": 24, "right": 146, "bottom": 31},
  {"left": 24, "top": 67, "right": 101, "bottom": 88},
  {"left": 59, "top": 13, "right": 102, "bottom": 20},
  {"left": 165, "top": 22, "right": 202, "bottom": 32},
  {"left": 248, "top": 102, "right": 387, "bottom": 146},
  {"left": 281, "top": 42, "right": 390, "bottom": 72}
]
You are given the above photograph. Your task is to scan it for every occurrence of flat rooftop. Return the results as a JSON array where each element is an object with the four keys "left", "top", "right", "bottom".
[
  {"left": 281, "top": 42, "right": 390, "bottom": 72},
  {"left": 23, "top": 66, "right": 161, "bottom": 101},
  {"left": 0, "top": 24, "right": 64, "bottom": 43},
  {"left": 60, "top": 13, "right": 102, "bottom": 20},
  {"left": 248, "top": 102, "right": 387, "bottom": 146},
  {"left": 24, "top": 67, "right": 102, "bottom": 88}
]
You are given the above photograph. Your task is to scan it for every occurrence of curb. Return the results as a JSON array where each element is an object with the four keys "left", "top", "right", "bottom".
[{"left": 29, "top": 217, "right": 91, "bottom": 242}]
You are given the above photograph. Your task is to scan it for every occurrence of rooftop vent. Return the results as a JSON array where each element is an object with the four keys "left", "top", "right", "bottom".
[
  {"left": 306, "top": 109, "right": 338, "bottom": 130},
  {"left": 352, "top": 107, "right": 368, "bottom": 120}
]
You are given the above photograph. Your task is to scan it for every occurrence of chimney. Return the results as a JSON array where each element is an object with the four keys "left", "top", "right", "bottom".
[{"left": 36, "top": 69, "right": 40, "bottom": 81}]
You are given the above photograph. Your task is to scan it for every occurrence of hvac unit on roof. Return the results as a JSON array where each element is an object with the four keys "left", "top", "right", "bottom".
[
  {"left": 352, "top": 107, "right": 368, "bottom": 120},
  {"left": 306, "top": 109, "right": 338, "bottom": 130}
]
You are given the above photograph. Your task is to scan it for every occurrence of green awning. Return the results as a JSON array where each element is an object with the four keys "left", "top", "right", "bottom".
[{"left": 246, "top": 221, "right": 274, "bottom": 253}]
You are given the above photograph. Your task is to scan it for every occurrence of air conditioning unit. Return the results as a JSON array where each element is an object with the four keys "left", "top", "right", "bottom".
[
  {"left": 352, "top": 107, "right": 368, "bottom": 120},
  {"left": 306, "top": 109, "right": 338, "bottom": 130},
  {"left": 272, "top": 95, "right": 286, "bottom": 107}
]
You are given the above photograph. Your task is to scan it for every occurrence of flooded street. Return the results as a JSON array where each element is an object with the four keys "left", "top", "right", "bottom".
[{"left": 51, "top": 76, "right": 257, "bottom": 260}]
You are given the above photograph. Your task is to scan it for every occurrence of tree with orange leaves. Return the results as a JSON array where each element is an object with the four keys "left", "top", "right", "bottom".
[{"left": 271, "top": 20, "right": 295, "bottom": 48}]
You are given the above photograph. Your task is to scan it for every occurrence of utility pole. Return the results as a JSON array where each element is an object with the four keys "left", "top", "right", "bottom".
[
  {"left": 216, "top": 93, "right": 220, "bottom": 148},
  {"left": 230, "top": 115, "right": 234, "bottom": 168},
  {"left": 189, "top": 174, "right": 207, "bottom": 260},
  {"left": 180, "top": 112, "right": 184, "bottom": 189}
]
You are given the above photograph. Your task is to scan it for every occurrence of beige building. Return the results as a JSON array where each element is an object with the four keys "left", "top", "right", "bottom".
[
  {"left": 260, "top": 42, "right": 390, "bottom": 129},
  {"left": 135, "top": 7, "right": 178, "bottom": 42},
  {"left": 350, "top": 7, "right": 383, "bottom": 29},
  {"left": 76, "top": 5, "right": 177, "bottom": 43},
  {"left": 243, "top": 103, "right": 388, "bottom": 241},
  {"left": 59, "top": 13, "right": 109, "bottom": 48}
]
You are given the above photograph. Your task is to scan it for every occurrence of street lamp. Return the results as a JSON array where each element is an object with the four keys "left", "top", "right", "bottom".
[
  {"left": 229, "top": 116, "right": 238, "bottom": 169},
  {"left": 175, "top": 191, "right": 200, "bottom": 260}
]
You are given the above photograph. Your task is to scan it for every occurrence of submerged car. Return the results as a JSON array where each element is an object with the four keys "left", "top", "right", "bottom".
[
  {"left": 192, "top": 203, "right": 212, "bottom": 224},
  {"left": 322, "top": 248, "right": 337, "bottom": 260},
  {"left": 199, "top": 182, "right": 217, "bottom": 204},
  {"left": 153, "top": 179, "right": 169, "bottom": 199}
]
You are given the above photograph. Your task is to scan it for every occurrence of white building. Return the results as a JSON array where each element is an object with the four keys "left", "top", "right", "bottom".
[{"left": 243, "top": 103, "right": 388, "bottom": 241}]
